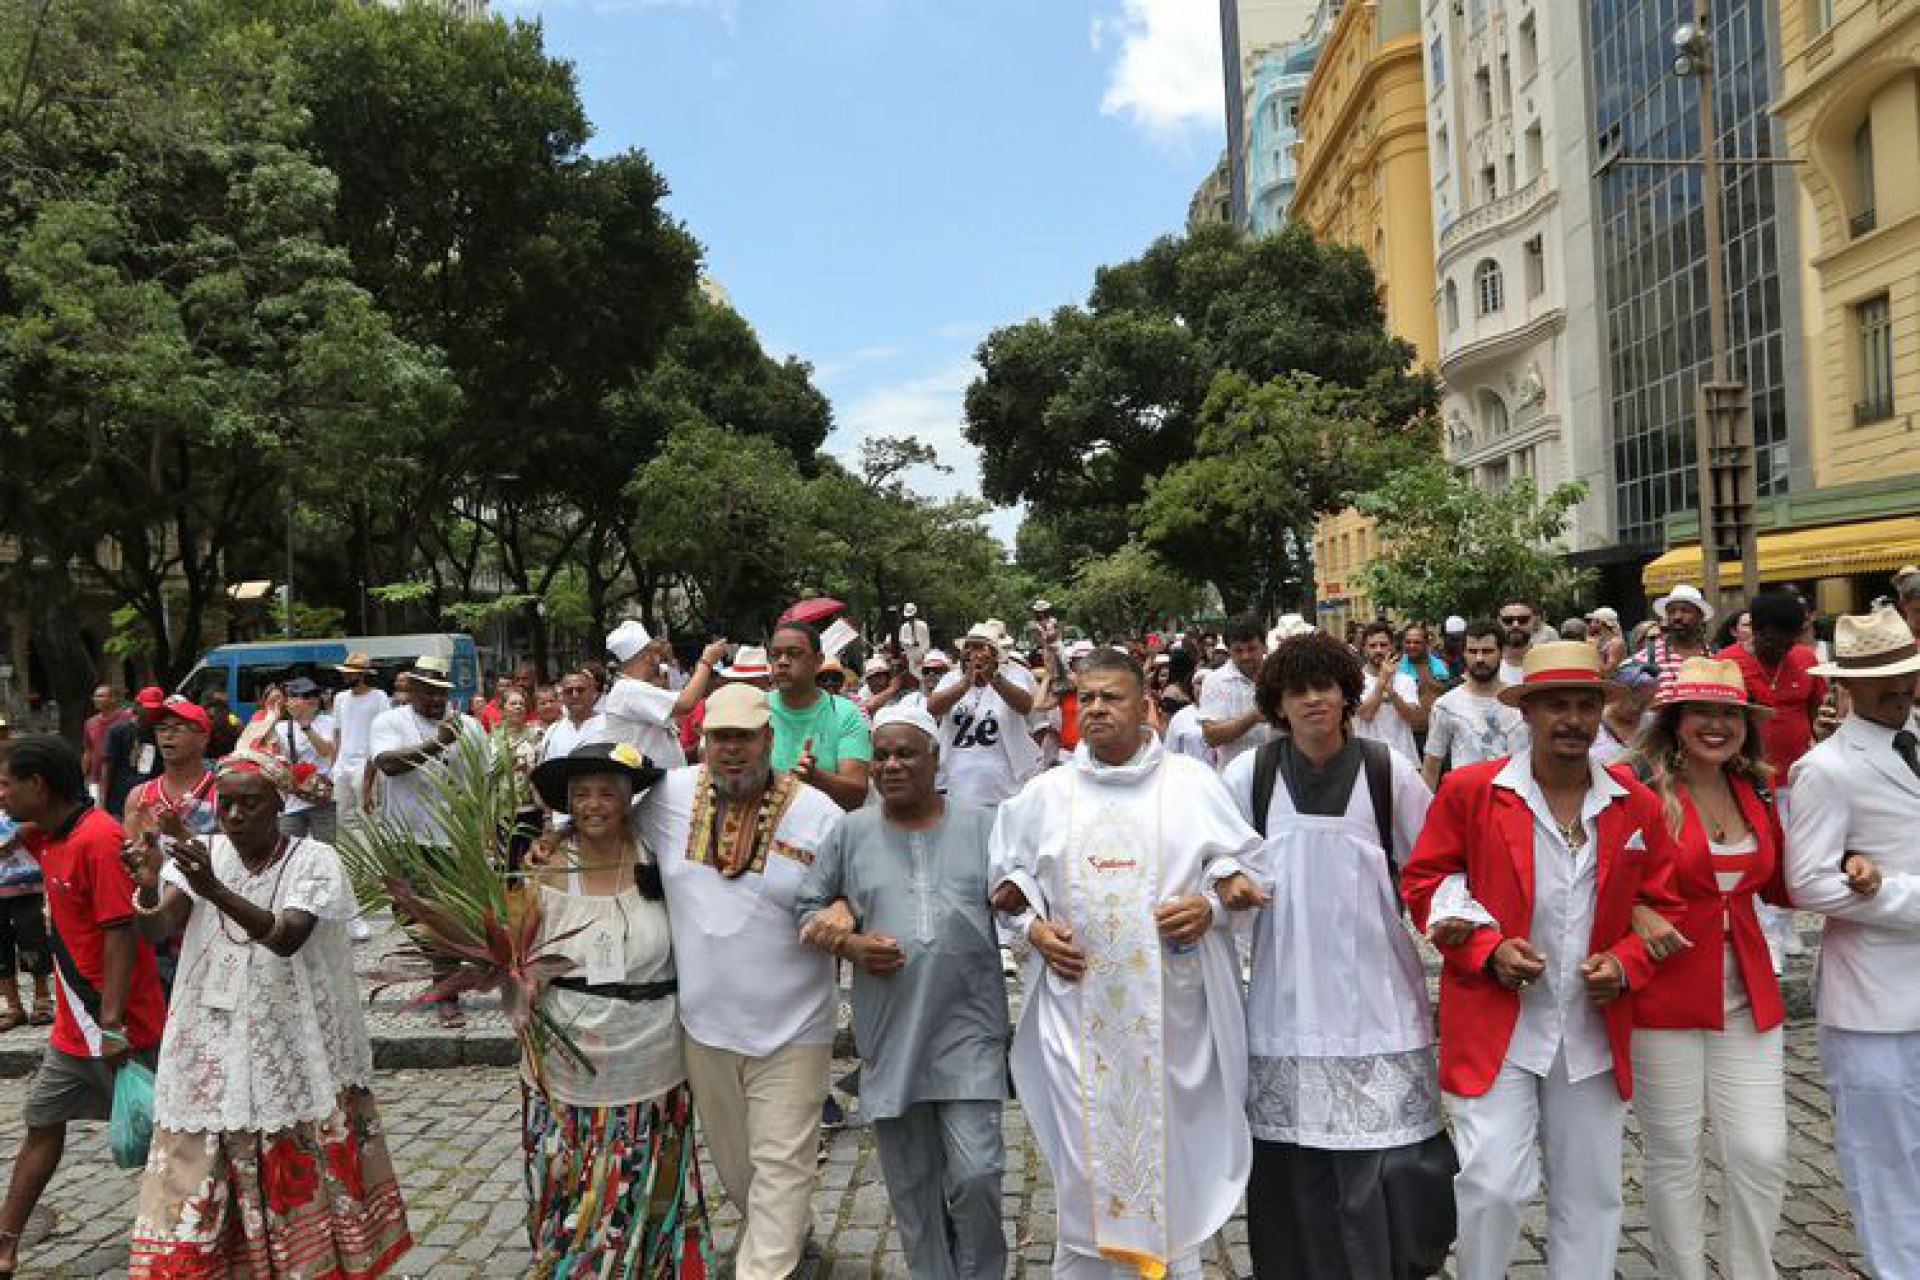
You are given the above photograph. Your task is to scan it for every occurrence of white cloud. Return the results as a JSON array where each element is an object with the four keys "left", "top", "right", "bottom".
[
  {"left": 1092, "top": 0, "right": 1224, "bottom": 141},
  {"left": 827, "top": 359, "right": 1022, "bottom": 547}
]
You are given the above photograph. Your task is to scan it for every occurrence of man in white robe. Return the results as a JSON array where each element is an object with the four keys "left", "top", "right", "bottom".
[{"left": 990, "top": 649, "right": 1266, "bottom": 1279}]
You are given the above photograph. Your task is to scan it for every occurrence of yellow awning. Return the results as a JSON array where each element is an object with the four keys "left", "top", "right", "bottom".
[{"left": 1643, "top": 515, "right": 1920, "bottom": 596}]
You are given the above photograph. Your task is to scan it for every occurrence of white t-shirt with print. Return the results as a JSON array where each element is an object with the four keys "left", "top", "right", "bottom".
[
  {"left": 934, "top": 663, "right": 1040, "bottom": 807},
  {"left": 1426, "top": 685, "right": 1529, "bottom": 770}
]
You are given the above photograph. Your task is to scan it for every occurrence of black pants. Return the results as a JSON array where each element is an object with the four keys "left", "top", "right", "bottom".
[
  {"left": 1246, "top": 1132, "right": 1457, "bottom": 1279},
  {"left": 0, "top": 894, "right": 49, "bottom": 980}
]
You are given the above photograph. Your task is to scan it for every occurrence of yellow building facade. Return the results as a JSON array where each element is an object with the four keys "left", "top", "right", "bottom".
[
  {"left": 1641, "top": 1, "right": 1920, "bottom": 614},
  {"left": 1292, "top": 0, "right": 1433, "bottom": 625}
]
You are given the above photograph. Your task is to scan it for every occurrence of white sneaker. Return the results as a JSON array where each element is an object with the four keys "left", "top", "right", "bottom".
[{"left": 349, "top": 917, "right": 373, "bottom": 943}]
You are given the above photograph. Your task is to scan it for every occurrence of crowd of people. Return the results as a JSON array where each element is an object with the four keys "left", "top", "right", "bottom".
[{"left": 0, "top": 566, "right": 1918, "bottom": 1279}]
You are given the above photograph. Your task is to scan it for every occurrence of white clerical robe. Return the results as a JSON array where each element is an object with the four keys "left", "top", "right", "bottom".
[{"left": 990, "top": 735, "right": 1262, "bottom": 1276}]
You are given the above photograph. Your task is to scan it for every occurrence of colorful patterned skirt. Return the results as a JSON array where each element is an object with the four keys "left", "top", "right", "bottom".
[
  {"left": 129, "top": 1088, "right": 410, "bottom": 1279},
  {"left": 522, "top": 1082, "right": 712, "bottom": 1279}
]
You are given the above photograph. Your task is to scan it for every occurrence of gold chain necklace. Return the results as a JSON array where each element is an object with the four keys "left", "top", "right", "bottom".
[{"left": 1555, "top": 816, "right": 1587, "bottom": 852}]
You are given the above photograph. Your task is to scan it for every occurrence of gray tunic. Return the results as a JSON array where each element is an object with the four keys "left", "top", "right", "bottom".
[{"left": 795, "top": 804, "right": 1010, "bottom": 1120}]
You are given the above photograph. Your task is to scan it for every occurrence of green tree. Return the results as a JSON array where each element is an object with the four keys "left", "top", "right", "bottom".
[
  {"left": 965, "top": 222, "right": 1434, "bottom": 558},
  {"left": 1353, "top": 463, "right": 1594, "bottom": 622},
  {"left": 1063, "top": 542, "right": 1202, "bottom": 639}
]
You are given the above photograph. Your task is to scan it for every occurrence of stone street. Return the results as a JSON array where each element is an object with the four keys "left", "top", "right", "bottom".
[{"left": 0, "top": 1018, "right": 1870, "bottom": 1278}]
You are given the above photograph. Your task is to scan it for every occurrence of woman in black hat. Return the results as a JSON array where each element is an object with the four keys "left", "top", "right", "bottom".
[{"left": 520, "top": 743, "right": 712, "bottom": 1277}]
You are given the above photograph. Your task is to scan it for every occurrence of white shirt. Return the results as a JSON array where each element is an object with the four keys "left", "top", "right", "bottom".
[
  {"left": 1787, "top": 715, "right": 1920, "bottom": 1032},
  {"left": 1354, "top": 671, "right": 1420, "bottom": 763},
  {"left": 270, "top": 713, "right": 337, "bottom": 815},
  {"left": 367, "top": 707, "right": 486, "bottom": 845},
  {"left": 1499, "top": 657, "right": 1527, "bottom": 687},
  {"left": 934, "top": 664, "right": 1040, "bottom": 807},
  {"left": 330, "top": 687, "right": 390, "bottom": 777},
  {"left": 1495, "top": 752, "right": 1626, "bottom": 1084},
  {"left": 1164, "top": 704, "right": 1215, "bottom": 766},
  {"left": 1197, "top": 662, "right": 1275, "bottom": 770},
  {"left": 1425, "top": 685, "right": 1528, "bottom": 770},
  {"left": 637, "top": 768, "right": 844, "bottom": 1058},
  {"left": 602, "top": 677, "right": 688, "bottom": 768},
  {"left": 539, "top": 712, "right": 609, "bottom": 764}
]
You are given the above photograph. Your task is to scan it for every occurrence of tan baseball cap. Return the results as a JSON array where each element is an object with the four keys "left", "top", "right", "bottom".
[{"left": 705, "top": 683, "right": 771, "bottom": 732}]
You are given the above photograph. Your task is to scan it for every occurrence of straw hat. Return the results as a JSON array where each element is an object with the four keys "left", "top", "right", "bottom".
[
  {"left": 1810, "top": 605, "right": 1920, "bottom": 679},
  {"left": 335, "top": 651, "right": 376, "bottom": 675},
  {"left": 1656, "top": 657, "right": 1773, "bottom": 720},
  {"left": 716, "top": 646, "right": 771, "bottom": 682},
  {"left": 1498, "top": 640, "right": 1623, "bottom": 707},
  {"left": 408, "top": 655, "right": 454, "bottom": 690}
]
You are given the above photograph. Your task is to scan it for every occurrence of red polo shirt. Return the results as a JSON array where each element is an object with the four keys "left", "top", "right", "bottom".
[
  {"left": 26, "top": 806, "right": 166, "bottom": 1057},
  {"left": 1718, "top": 643, "right": 1827, "bottom": 779}
]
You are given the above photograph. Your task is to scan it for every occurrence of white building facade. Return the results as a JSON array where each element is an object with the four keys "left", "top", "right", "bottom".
[{"left": 1424, "top": 0, "right": 1612, "bottom": 553}]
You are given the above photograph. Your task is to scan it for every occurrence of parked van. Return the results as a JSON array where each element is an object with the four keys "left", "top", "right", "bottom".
[{"left": 177, "top": 634, "right": 481, "bottom": 720}]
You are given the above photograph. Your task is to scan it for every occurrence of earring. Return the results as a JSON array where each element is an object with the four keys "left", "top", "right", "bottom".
[{"left": 1668, "top": 747, "right": 1686, "bottom": 773}]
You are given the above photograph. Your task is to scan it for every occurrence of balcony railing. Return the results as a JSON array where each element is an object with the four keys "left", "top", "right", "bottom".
[{"left": 1438, "top": 175, "right": 1547, "bottom": 254}]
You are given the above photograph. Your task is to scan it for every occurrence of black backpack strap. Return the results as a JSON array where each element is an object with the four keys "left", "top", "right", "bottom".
[
  {"left": 1354, "top": 738, "right": 1405, "bottom": 914},
  {"left": 1248, "top": 739, "right": 1287, "bottom": 838}
]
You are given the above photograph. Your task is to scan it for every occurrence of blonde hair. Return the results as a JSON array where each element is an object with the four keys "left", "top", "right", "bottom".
[{"left": 1627, "top": 702, "right": 1772, "bottom": 838}]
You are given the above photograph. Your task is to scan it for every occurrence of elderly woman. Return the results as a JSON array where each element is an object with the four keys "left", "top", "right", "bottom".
[
  {"left": 1625, "top": 658, "right": 1793, "bottom": 1280},
  {"left": 522, "top": 741, "right": 711, "bottom": 1278},
  {"left": 121, "top": 750, "right": 409, "bottom": 1278}
]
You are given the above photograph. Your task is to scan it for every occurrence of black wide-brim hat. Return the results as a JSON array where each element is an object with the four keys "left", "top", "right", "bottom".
[{"left": 530, "top": 741, "right": 664, "bottom": 813}]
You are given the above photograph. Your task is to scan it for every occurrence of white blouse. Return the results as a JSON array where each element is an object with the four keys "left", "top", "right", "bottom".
[
  {"left": 526, "top": 875, "right": 683, "bottom": 1109},
  {"left": 154, "top": 838, "right": 372, "bottom": 1134}
]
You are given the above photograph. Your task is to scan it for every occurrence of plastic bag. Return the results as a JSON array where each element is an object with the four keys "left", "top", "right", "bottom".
[{"left": 110, "top": 1060, "right": 156, "bottom": 1170}]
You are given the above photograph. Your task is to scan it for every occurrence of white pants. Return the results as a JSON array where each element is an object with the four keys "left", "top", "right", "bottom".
[
  {"left": 1820, "top": 1025, "right": 1920, "bottom": 1280},
  {"left": 1052, "top": 1246, "right": 1200, "bottom": 1279},
  {"left": 682, "top": 1034, "right": 831, "bottom": 1280},
  {"left": 1632, "top": 1013, "right": 1786, "bottom": 1280},
  {"left": 1448, "top": 1051, "right": 1626, "bottom": 1280}
]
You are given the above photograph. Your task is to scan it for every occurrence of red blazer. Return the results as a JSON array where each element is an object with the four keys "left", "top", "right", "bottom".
[
  {"left": 1402, "top": 759, "right": 1684, "bottom": 1100},
  {"left": 1631, "top": 777, "right": 1789, "bottom": 1032}
]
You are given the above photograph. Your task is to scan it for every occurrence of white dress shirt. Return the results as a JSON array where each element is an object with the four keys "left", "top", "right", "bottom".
[
  {"left": 1196, "top": 662, "right": 1276, "bottom": 770},
  {"left": 1496, "top": 752, "right": 1627, "bottom": 1084},
  {"left": 1787, "top": 714, "right": 1920, "bottom": 1032}
]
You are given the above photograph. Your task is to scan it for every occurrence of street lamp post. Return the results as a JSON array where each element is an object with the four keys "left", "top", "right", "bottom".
[{"left": 1670, "top": 3, "right": 1760, "bottom": 608}]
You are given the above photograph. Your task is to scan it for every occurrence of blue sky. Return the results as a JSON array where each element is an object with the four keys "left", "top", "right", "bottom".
[{"left": 493, "top": 0, "right": 1228, "bottom": 540}]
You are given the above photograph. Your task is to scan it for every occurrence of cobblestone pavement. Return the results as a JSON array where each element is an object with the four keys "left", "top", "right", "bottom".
[{"left": 0, "top": 1018, "right": 1869, "bottom": 1278}]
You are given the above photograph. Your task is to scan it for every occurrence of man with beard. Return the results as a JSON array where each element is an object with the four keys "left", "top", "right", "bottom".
[
  {"left": 1785, "top": 606, "right": 1920, "bottom": 1276},
  {"left": 1642, "top": 584, "right": 1715, "bottom": 692},
  {"left": 1199, "top": 614, "right": 1276, "bottom": 770},
  {"left": 1497, "top": 603, "right": 1540, "bottom": 687},
  {"left": 990, "top": 649, "right": 1266, "bottom": 1278},
  {"left": 637, "top": 683, "right": 844, "bottom": 1280},
  {"left": 1403, "top": 642, "right": 1683, "bottom": 1280},
  {"left": 1424, "top": 620, "right": 1530, "bottom": 789}
]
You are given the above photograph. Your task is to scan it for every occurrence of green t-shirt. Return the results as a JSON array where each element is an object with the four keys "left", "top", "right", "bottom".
[{"left": 768, "top": 690, "right": 872, "bottom": 773}]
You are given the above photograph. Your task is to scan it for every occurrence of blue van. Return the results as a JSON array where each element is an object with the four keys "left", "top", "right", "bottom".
[{"left": 177, "top": 634, "right": 481, "bottom": 720}]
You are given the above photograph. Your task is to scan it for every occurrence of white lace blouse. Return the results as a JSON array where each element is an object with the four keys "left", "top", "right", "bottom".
[{"left": 153, "top": 837, "right": 373, "bottom": 1135}]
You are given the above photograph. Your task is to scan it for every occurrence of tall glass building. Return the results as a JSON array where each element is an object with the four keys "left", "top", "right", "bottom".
[{"left": 1587, "top": 0, "right": 1803, "bottom": 550}]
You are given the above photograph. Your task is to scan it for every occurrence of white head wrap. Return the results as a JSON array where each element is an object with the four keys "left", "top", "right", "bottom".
[{"left": 872, "top": 704, "right": 940, "bottom": 749}]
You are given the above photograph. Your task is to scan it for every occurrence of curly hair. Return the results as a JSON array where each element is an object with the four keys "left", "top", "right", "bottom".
[
  {"left": 1626, "top": 702, "right": 1773, "bottom": 839},
  {"left": 1255, "top": 632, "right": 1362, "bottom": 728}
]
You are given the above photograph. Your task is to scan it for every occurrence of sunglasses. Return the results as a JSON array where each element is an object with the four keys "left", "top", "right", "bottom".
[{"left": 1500, "top": 614, "right": 1533, "bottom": 625}]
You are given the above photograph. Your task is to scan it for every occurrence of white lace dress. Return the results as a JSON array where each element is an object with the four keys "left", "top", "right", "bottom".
[{"left": 154, "top": 837, "right": 373, "bottom": 1135}]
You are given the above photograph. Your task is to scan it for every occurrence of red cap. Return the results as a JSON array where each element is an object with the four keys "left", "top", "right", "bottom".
[
  {"left": 156, "top": 695, "right": 210, "bottom": 733},
  {"left": 135, "top": 686, "right": 167, "bottom": 710}
]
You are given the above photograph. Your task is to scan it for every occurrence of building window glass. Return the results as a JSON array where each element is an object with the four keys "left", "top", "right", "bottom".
[
  {"left": 1480, "top": 164, "right": 1499, "bottom": 202},
  {"left": 1857, "top": 293, "right": 1894, "bottom": 425},
  {"left": 1430, "top": 36, "right": 1446, "bottom": 88},
  {"left": 1852, "top": 119, "right": 1876, "bottom": 237},
  {"left": 1476, "top": 260, "right": 1504, "bottom": 315},
  {"left": 1809, "top": 0, "right": 1834, "bottom": 34},
  {"left": 1518, "top": 12, "right": 1538, "bottom": 79},
  {"left": 1444, "top": 279, "right": 1460, "bottom": 331},
  {"left": 1524, "top": 237, "right": 1545, "bottom": 298},
  {"left": 1475, "top": 67, "right": 1493, "bottom": 121}
]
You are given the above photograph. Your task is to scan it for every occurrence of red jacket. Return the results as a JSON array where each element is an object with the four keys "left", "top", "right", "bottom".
[
  {"left": 1402, "top": 758, "right": 1684, "bottom": 1100},
  {"left": 1630, "top": 777, "right": 1789, "bottom": 1033}
]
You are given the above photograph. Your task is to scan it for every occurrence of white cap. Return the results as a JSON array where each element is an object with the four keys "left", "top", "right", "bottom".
[
  {"left": 606, "top": 619, "right": 653, "bottom": 663},
  {"left": 873, "top": 704, "right": 940, "bottom": 745},
  {"left": 863, "top": 656, "right": 891, "bottom": 677},
  {"left": 1443, "top": 615, "right": 1467, "bottom": 635},
  {"left": 902, "top": 603, "right": 919, "bottom": 619},
  {"left": 1066, "top": 639, "right": 1096, "bottom": 660},
  {"left": 922, "top": 648, "right": 953, "bottom": 669}
]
